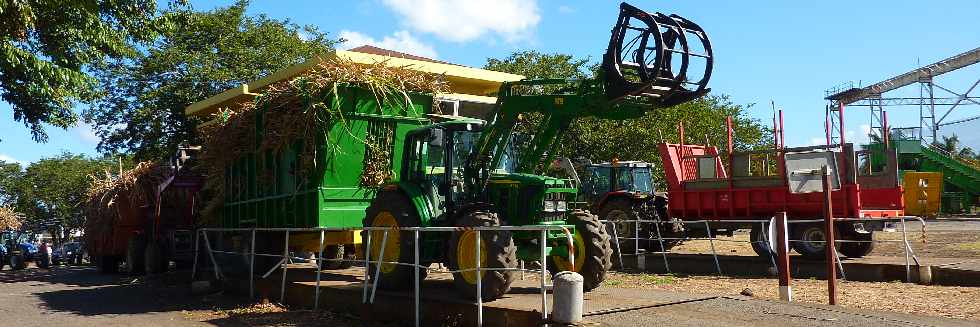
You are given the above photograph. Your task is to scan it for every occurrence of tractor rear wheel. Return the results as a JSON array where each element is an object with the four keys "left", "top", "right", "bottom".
[
  {"left": 550, "top": 210, "right": 613, "bottom": 292},
  {"left": 9, "top": 253, "right": 26, "bottom": 270},
  {"left": 363, "top": 191, "right": 426, "bottom": 290},
  {"left": 599, "top": 199, "right": 645, "bottom": 255},
  {"left": 126, "top": 236, "right": 147, "bottom": 275},
  {"left": 447, "top": 211, "right": 517, "bottom": 301}
]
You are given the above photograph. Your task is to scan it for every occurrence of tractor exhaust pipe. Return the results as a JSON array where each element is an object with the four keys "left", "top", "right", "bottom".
[{"left": 603, "top": 2, "right": 713, "bottom": 106}]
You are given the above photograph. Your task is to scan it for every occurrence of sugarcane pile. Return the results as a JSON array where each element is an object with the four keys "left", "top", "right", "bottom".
[
  {"left": 0, "top": 206, "right": 22, "bottom": 231},
  {"left": 82, "top": 162, "right": 171, "bottom": 242},
  {"left": 197, "top": 56, "right": 447, "bottom": 218}
]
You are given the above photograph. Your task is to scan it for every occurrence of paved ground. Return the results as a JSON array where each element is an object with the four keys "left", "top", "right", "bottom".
[{"left": 1, "top": 264, "right": 976, "bottom": 326}]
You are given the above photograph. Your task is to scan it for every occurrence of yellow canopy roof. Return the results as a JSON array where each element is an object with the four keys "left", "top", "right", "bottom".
[{"left": 184, "top": 49, "right": 524, "bottom": 117}]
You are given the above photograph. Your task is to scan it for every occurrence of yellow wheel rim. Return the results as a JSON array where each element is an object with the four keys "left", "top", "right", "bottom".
[
  {"left": 369, "top": 212, "right": 400, "bottom": 273},
  {"left": 456, "top": 231, "right": 487, "bottom": 284},
  {"left": 552, "top": 232, "right": 586, "bottom": 272}
]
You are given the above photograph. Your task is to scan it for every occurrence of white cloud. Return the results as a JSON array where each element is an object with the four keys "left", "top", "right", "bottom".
[
  {"left": 338, "top": 30, "right": 439, "bottom": 59},
  {"left": 558, "top": 5, "right": 575, "bottom": 14},
  {"left": 810, "top": 137, "right": 826, "bottom": 146},
  {"left": 0, "top": 153, "right": 24, "bottom": 165},
  {"left": 380, "top": 0, "right": 540, "bottom": 43},
  {"left": 73, "top": 123, "right": 100, "bottom": 144}
]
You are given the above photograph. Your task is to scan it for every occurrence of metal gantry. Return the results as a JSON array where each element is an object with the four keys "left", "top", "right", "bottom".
[{"left": 825, "top": 47, "right": 980, "bottom": 144}]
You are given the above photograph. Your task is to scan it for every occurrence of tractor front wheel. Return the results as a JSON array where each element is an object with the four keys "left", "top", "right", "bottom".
[
  {"left": 362, "top": 191, "right": 426, "bottom": 290},
  {"left": 319, "top": 245, "right": 354, "bottom": 270},
  {"left": 447, "top": 211, "right": 517, "bottom": 301},
  {"left": 9, "top": 253, "right": 26, "bottom": 270},
  {"left": 550, "top": 210, "right": 613, "bottom": 292}
]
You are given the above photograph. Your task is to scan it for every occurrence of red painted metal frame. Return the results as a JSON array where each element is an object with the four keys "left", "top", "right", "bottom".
[{"left": 657, "top": 117, "right": 904, "bottom": 222}]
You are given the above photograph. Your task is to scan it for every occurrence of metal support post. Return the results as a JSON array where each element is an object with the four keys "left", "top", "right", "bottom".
[
  {"left": 280, "top": 230, "right": 290, "bottom": 304},
  {"left": 249, "top": 229, "right": 256, "bottom": 299},
  {"left": 651, "top": 221, "right": 670, "bottom": 273},
  {"left": 414, "top": 230, "right": 420, "bottom": 327},
  {"left": 315, "top": 230, "right": 324, "bottom": 309},
  {"left": 201, "top": 230, "right": 222, "bottom": 280},
  {"left": 362, "top": 229, "right": 372, "bottom": 303},
  {"left": 540, "top": 230, "right": 548, "bottom": 321},
  {"left": 775, "top": 213, "right": 792, "bottom": 301},
  {"left": 901, "top": 217, "right": 911, "bottom": 282},
  {"left": 634, "top": 221, "right": 644, "bottom": 270},
  {"left": 704, "top": 221, "right": 722, "bottom": 275},
  {"left": 191, "top": 229, "right": 200, "bottom": 280},
  {"left": 476, "top": 230, "right": 483, "bottom": 327},
  {"left": 822, "top": 166, "right": 838, "bottom": 305},
  {"left": 608, "top": 222, "right": 624, "bottom": 270},
  {"left": 370, "top": 230, "right": 389, "bottom": 304}
]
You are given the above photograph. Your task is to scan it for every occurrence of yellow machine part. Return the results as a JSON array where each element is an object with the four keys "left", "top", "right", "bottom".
[
  {"left": 903, "top": 172, "right": 942, "bottom": 217},
  {"left": 289, "top": 230, "right": 363, "bottom": 255}
]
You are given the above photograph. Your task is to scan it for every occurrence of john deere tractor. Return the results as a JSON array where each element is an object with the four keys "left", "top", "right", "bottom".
[{"left": 363, "top": 2, "right": 714, "bottom": 300}]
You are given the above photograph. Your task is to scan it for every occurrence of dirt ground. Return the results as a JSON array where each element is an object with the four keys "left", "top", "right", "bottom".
[
  {"left": 602, "top": 271, "right": 980, "bottom": 321},
  {"left": 667, "top": 220, "right": 980, "bottom": 259}
]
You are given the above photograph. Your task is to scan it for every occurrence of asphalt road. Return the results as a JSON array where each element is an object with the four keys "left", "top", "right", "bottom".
[{"left": 0, "top": 265, "right": 209, "bottom": 327}]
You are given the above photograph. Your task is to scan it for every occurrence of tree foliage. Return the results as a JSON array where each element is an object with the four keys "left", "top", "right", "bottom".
[
  {"left": 84, "top": 0, "right": 336, "bottom": 160},
  {"left": 0, "top": 0, "right": 169, "bottom": 142},
  {"left": 0, "top": 154, "right": 113, "bottom": 243},
  {"left": 484, "top": 51, "right": 773, "bottom": 179}
]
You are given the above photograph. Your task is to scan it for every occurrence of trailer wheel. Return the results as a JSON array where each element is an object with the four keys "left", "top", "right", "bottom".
[
  {"left": 550, "top": 210, "right": 613, "bottom": 292},
  {"left": 750, "top": 222, "right": 774, "bottom": 259},
  {"left": 319, "top": 245, "right": 353, "bottom": 270},
  {"left": 792, "top": 224, "right": 829, "bottom": 259},
  {"left": 362, "top": 191, "right": 426, "bottom": 290},
  {"left": 9, "top": 254, "right": 26, "bottom": 270},
  {"left": 599, "top": 199, "right": 645, "bottom": 255},
  {"left": 97, "top": 255, "right": 119, "bottom": 274},
  {"left": 126, "top": 236, "right": 147, "bottom": 275},
  {"left": 144, "top": 242, "right": 169, "bottom": 274},
  {"left": 838, "top": 229, "right": 875, "bottom": 258},
  {"left": 447, "top": 210, "right": 516, "bottom": 301}
]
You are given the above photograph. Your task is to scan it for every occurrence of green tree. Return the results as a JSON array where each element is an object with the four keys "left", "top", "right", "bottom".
[
  {"left": 0, "top": 160, "right": 22, "bottom": 205},
  {"left": 1, "top": 0, "right": 170, "bottom": 142},
  {"left": 84, "top": 0, "right": 336, "bottom": 160},
  {"left": 14, "top": 153, "right": 112, "bottom": 244},
  {"left": 484, "top": 51, "right": 772, "bottom": 179}
]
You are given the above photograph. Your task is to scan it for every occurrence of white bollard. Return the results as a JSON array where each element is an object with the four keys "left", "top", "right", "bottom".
[{"left": 552, "top": 271, "right": 584, "bottom": 324}]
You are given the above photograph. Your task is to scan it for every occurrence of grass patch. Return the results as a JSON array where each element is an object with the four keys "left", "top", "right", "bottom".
[{"left": 642, "top": 274, "right": 676, "bottom": 285}]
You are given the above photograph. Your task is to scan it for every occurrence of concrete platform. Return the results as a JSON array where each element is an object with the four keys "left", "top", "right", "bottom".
[
  {"left": 620, "top": 253, "right": 980, "bottom": 286},
  {"left": 240, "top": 264, "right": 977, "bottom": 326}
]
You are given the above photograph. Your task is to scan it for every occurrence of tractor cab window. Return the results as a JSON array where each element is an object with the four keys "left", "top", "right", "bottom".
[
  {"left": 614, "top": 167, "right": 632, "bottom": 191},
  {"left": 632, "top": 167, "right": 653, "bottom": 193},
  {"left": 586, "top": 166, "right": 612, "bottom": 197}
]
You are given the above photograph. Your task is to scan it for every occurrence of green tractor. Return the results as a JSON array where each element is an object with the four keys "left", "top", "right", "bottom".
[{"left": 363, "top": 2, "right": 714, "bottom": 300}]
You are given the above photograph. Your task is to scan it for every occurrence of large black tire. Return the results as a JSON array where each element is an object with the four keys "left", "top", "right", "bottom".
[
  {"left": 447, "top": 211, "right": 517, "bottom": 301},
  {"left": 362, "top": 191, "right": 427, "bottom": 290},
  {"left": 9, "top": 254, "right": 26, "bottom": 270},
  {"left": 319, "top": 245, "right": 354, "bottom": 270},
  {"left": 599, "top": 199, "right": 645, "bottom": 255},
  {"left": 549, "top": 210, "right": 613, "bottom": 292},
  {"left": 97, "top": 255, "right": 119, "bottom": 274},
  {"left": 838, "top": 229, "right": 875, "bottom": 258},
  {"left": 750, "top": 221, "right": 774, "bottom": 259},
  {"left": 126, "top": 236, "right": 147, "bottom": 275},
  {"left": 144, "top": 242, "right": 169, "bottom": 274}
]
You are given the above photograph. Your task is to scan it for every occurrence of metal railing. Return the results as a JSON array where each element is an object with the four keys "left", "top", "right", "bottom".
[
  {"left": 603, "top": 216, "right": 927, "bottom": 282},
  {"left": 191, "top": 225, "right": 575, "bottom": 327}
]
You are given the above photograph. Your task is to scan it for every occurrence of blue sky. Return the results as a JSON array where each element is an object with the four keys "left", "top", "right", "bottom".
[{"left": 2, "top": 0, "right": 979, "bottom": 164}]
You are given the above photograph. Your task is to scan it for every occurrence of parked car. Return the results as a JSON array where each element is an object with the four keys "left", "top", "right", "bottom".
[{"left": 53, "top": 242, "right": 85, "bottom": 265}]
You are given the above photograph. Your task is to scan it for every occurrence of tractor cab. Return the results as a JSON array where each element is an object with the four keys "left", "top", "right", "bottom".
[{"left": 582, "top": 161, "right": 658, "bottom": 206}]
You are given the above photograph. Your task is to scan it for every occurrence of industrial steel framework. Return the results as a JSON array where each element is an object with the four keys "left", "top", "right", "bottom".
[{"left": 824, "top": 47, "right": 980, "bottom": 145}]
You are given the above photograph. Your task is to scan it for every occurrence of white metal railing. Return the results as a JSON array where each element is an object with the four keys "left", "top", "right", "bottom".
[
  {"left": 603, "top": 216, "right": 927, "bottom": 282},
  {"left": 191, "top": 225, "right": 575, "bottom": 327}
]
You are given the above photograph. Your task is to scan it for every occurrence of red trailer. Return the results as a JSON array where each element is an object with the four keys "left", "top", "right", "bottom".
[
  {"left": 87, "top": 148, "right": 204, "bottom": 274},
  {"left": 654, "top": 120, "right": 904, "bottom": 259}
]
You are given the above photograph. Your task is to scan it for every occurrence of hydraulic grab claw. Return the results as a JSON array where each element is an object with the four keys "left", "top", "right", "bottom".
[{"left": 603, "top": 2, "right": 713, "bottom": 105}]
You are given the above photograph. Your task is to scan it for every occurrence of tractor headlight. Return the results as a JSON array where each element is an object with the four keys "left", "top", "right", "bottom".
[
  {"left": 544, "top": 200, "right": 556, "bottom": 212},
  {"left": 556, "top": 201, "right": 568, "bottom": 212}
]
